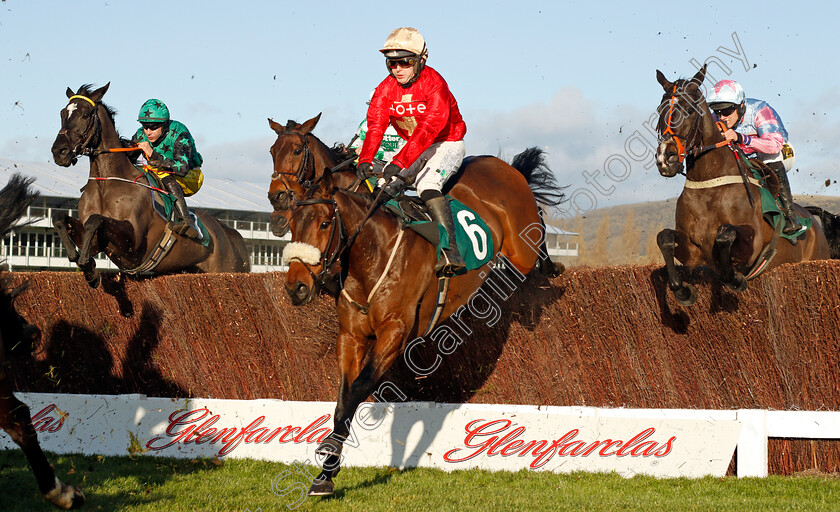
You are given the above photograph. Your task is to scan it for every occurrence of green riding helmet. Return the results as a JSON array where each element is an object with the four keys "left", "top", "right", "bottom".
[{"left": 138, "top": 99, "right": 170, "bottom": 123}]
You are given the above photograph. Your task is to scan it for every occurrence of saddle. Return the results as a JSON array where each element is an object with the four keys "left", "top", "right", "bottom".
[
  {"left": 381, "top": 194, "right": 494, "bottom": 272},
  {"left": 141, "top": 169, "right": 210, "bottom": 246},
  {"left": 739, "top": 155, "right": 811, "bottom": 242}
]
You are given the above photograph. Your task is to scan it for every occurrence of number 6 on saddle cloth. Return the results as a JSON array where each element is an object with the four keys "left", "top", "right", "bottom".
[{"left": 383, "top": 196, "right": 494, "bottom": 273}]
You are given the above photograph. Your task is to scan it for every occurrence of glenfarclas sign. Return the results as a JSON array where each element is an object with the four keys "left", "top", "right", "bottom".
[
  {"left": 146, "top": 408, "right": 333, "bottom": 456},
  {"left": 1, "top": 394, "right": 741, "bottom": 478},
  {"left": 443, "top": 419, "right": 675, "bottom": 469},
  {"left": 31, "top": 404, "right": 67, "bottom": 433}
]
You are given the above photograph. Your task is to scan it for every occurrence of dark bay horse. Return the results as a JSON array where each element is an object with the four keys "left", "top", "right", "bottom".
[
  {"left": 283, "top": 147, "right": 564, "bottom": 496},
  {"left": 266, "top": 113, "right": 564, "bottom": 280},
  {"left": 0, "top": 174, "right": 84, "bottom": 509},
  {"left": 51, "top": 84, "right": 250, "bottom": 287},
  {"left": 654, "top": 66, "right": 830, "bottom": 305}
]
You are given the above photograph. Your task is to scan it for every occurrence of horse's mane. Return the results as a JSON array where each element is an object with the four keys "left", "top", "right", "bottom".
[{"left": 75, "top": 84, "right": 135, "bottom": 154}]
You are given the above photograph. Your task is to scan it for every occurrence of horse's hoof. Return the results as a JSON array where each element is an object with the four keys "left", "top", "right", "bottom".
[
  {"left": 674, "top": 282, "right": 697, "bottom": 306},
  {"left": 44, "top": 483, "right": 85, "bottom": 510},
  {"left": 307, "top": 477, "right": 334, "bottom": 497},
  {"left": 86, "top": 273, "right": 101, "bottom": 289},
  {"left": 547, "top": 261, "right": 565, "bottom": 277},
  {"left": 725, "top": 273, "right": 748, "bottom": 292}
]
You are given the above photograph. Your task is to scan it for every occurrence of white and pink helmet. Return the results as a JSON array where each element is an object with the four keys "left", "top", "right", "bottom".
[{"left": 707, "top": 79, "right": 746, "bottom": 108}]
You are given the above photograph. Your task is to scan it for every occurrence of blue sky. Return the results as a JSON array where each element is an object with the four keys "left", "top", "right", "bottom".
[{"left": 2, "top": 0, "right": 838, "bottom": 216}]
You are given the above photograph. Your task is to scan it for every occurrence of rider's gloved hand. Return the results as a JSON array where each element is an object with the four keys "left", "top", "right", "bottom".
[
  {"left": 356, "top": 162, "right": 373, "bottom": 182},
  {"left": 383, "top": 163, "right": 402, "bottom": 182},
  {"left": 381, "top": 175, "right": 406, "bottom": 200}
]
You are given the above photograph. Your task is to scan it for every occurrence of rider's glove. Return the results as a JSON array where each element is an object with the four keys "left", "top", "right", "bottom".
[
  {"left": 383, "top": 163, "right": 402, "bottom": 182},
  {"left": 356, "top": 162, "right": 373, "bottom": 182},
  {"left": 381, "top": 175, "right": 406, "bottom": 200}
]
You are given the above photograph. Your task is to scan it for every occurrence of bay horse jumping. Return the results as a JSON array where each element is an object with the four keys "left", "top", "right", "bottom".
[
  {"left": 0, "top": 174, "right": 84, "bottom": 509},
  {"left": 51, "top": 84, "right": 250, "bottom": 287},
  {"left": 266, "top": 113, "right": 565, "bottom": 280},
  {"left": 654, "top": 65, "right": 830, "bottom": 305},
  {"left": 282, "top": 145, "right": 565, "bottom": 496}
]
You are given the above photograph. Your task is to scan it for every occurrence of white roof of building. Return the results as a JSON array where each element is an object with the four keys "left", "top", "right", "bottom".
[{"left": 0, "top": 158, "right": 271, "bottom": 213}]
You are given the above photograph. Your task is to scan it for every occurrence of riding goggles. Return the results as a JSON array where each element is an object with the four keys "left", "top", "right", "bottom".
[
  {"left": 387, "top": 57, "right": 417, "bottom": 69},
  {"left": 141, "top": 122, "right": 165, "bottom": 130},
  {"left": 713, "top": 105, "right": 738, "bottom": 117}
]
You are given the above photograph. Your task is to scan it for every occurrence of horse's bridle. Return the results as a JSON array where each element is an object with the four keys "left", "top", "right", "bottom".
[
  {"left": 288, "top": 197, "right": 349, "bottom": 289},
  {"left": 269, "top": 131, "right": 321, "bottom": 210},
  {"left": 659, "top": 84, "right": 731, "bottom": 166},
  {"left": 58, "top": 95, "right": 103, "bottom": 163}
]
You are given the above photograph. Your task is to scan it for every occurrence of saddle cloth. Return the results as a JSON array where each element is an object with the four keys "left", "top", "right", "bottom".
[
  {"left": 746, "top": 162, "right": 811, "bottom": 241},
  {"left": 140, "top": 168, "right": 210, "bottom": 247},
  {"left": 383, "top": 196, "right": 494, "bottom": 273}
]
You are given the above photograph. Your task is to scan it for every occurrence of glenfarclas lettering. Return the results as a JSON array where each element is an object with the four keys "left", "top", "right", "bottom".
[
  {"left": 146, "top": 408, "right": 332, "bottom": 456},
  {"left": 31, "top": 404, "right": 66, "bottom": 433},
  {"left": 443, "top": 419, "right": 676, "bottom": 469}
]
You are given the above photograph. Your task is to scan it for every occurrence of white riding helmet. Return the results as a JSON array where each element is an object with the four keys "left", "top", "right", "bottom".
[{"left": 708, "top": 79, "right": 746, "bottom": 109}]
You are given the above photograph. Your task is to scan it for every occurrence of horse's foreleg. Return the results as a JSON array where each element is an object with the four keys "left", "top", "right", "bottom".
[
  {"left": 657, "top": 228, "right": 697, "bottom": 306},
  {"left": 713, "top": 224, "right": 747, "bottom": 292},
  {"left": 309, "top": 325, "right": 404, "bottom": 497},
  {"left": 52, "top": 214, "right": 82, "bottom": 263},
  {"left": 77, "top": 214, "right": 105, "bottom": 288},
  {"left": 0, "top": 382, "right": 84, "bottom": 509}
]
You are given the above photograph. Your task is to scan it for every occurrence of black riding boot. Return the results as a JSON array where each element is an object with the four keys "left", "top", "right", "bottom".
[
  {"left": 771, "top": 164, "right": 802, "bottom": 235},
  {"left": 425, "top": 195, "right": 466, "bottom": 276},
  {"left": 162, "top": 175, "right": 200, "bottom": 239}
]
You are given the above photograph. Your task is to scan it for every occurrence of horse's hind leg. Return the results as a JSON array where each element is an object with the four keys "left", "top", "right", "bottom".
[
  {"left": 714, "top": 224, "right": 747, "bottom": 292},
  {"left": 657, "top": 228, "right": 697, "bottom": 306},
  {"left": 0, "top": 384, "right": 84, "bottom": 509},
  {"left": 523, "top": 217, "right": 565, "bottom": 278}
]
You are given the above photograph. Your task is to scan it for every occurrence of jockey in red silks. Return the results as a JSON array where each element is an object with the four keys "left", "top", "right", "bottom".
[{"left": 356, "top": 27, "right": 468, "bottom": 276}]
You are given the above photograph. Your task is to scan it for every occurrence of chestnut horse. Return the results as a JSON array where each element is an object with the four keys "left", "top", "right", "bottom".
[
  {"left": 266, "top": 113, "right": 564, "bottom": 280},
  {"left": 0, "top": 174, "right": 84, "bottom": 509},
  {"left": 51, "top": 84, "right": 250, "bottom": 287},
  {"left": 282, "top": 147, "right": 564, "bottom": 496},
  {"left": 654, "top": 66, "right": 830, "bottom": 305}
]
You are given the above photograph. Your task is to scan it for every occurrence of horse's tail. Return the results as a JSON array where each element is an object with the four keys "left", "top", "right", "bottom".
[
  {"left": 509, "top": 147, "right": 567, "bottom": 207},
  {"left": 0, "top": 173, "right": 38, "bottom": 238},
  {"left": 805, "top": 206, "right": 840, "bottom": 259}
]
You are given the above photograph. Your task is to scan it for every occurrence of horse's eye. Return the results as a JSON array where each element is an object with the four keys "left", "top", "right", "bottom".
[
  {"left": 320, "top": 220, "right": 331, "bottom": 229},
  {"left": 293, "top": 148, "right": 303, "bottom": 155}
]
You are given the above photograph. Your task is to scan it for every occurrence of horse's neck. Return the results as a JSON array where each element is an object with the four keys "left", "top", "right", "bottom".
[
  {"left": 687, "top": 113, "right": 734, "bottom": 180},
  {"left": 90, "top": 109, "right": 139, "bottom": 180}
]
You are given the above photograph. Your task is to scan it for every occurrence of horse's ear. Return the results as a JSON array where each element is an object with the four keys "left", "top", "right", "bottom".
[
  {"left": 89, "top": 82, "right": 110, "bottom": 103},
  {"left": 690, "top": 64, "right": 707, "bottom": 86},
  {"left": 299, "top": 113, "right": 322, "bottom": 134},
  {"left": 268, "top": 118, "right": 285, "bottom": 134},
  {"left": 66, "top": 87, "right": 74, "bottom": 99},
  {"left": 656, "top": 69, "right": 672, "bottom": 91}
]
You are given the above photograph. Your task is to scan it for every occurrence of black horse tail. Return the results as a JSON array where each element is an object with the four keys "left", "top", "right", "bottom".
[
  {"left": 509, "top": 147, "right": 567, "bottom": 207},
  {"left": 805, "top": 206, "right": 840, "bottom": 259},
  {"left": 0, "top": 174, "right": 38, "bottom": 238}
]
